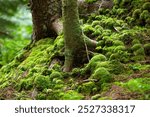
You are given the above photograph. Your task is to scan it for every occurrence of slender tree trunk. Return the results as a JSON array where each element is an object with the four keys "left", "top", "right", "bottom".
[{"left": 62, "top": 0, "right": 96, "bottom": 72}]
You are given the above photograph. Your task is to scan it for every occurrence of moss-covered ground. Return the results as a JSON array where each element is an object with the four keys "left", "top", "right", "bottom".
[{"left": 0, "top": 0, "right": 150, "bottom": 100}]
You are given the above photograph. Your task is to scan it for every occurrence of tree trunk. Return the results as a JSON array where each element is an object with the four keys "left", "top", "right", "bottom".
[
  {"left": 29, "top": 0, "right": 61, "bottom": 41},
  {"left": 62, "top": 0, "right": 97, "bottom": 72},
  {"left": 29, "top": 0, "right": 113, "bottom": 42}
]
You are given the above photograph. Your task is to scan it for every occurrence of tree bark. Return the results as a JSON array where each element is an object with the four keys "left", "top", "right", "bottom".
[
  {"left": 29, "top": 0, "right": 61, "bottom": 41},
  {"left": 62, "top": 0, "right": 98, "bottom": 72}
]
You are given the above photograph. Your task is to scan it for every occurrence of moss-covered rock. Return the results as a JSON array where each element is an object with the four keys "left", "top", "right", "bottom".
[
  {"left": 91, "top": 67, "right": 112, "bottom": 87},
  {"left": 86, "top": 54, "right": 107, "bottom": 72}
]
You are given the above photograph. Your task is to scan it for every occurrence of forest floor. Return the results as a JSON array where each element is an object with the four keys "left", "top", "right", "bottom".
[{"left": 0, "top": 0, "right": 150, "bottom": 100}]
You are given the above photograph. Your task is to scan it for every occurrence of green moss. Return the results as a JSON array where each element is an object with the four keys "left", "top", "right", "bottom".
[
  {"left": 54, "top": 35, "right": 64, "bottom": 50},
  {"left": 120, "top": 0, "right": 131, "bottom": 7},
  {"left": 114, "top": 45, "right": 126, "bottom": 52},
  {"left": 125, "top": 17, "right": 134, "bottom": 24},
  {"left": 90, "top": 54, "right": 107, "bottom": 62},
  {"left": 122, "top": 78, "right": 150, "bottom": 93},
  {"left": 0, "top": 81, "right": 9, "bottom": 89},
  {"left": 34, "top": 75, "right": 50, "bottom": 90},
  {"left": 83, "top": 24, "right": 95, "bottom": 34},
  {"left": 49, "top": 71, "right": 63, "bottom": 80},
  {"left": 61, "top": 90, "right": 84, "bottom": 100},
  {"left": 132, "top": 39, "right": 140, "bottom": 45},
  {"left": 92, "top": 21, "right": 100, "bottom": 27},
  {"left": 134, "top": 47, "right": 145, "bottom": 55},
  {"left": 142, "top": 2, "right": 150, "bottom": 11},
  {"left": 113, "top": 40, "right": 124, "bottom": 46},
  {"left": 15, "top": 91, "right": 30, "bottom": 100},
  {"left": 131, "top": 44, "right": 142, "bottom": 51},
  {"left": 16, "top": 78, "right": 33, "bottom": 91},
  {"left": 140, "top": 10, "right": 150, "bottom": 20},
  {"left": 91, "top": 94, "right": 101, "bottom": 100},
  {"left": 96, "top": 61, "right": 110, "bottom": 69},
  {"left": 146, "top": 18, "right": 150, "bottom": 25},
  {"left": 36, "top": 93, "right": 47, "bottom": 100},
  {"left": 114, "top": 0, "right": 121, "bottom": 5},
  {"left": 131, "top": 55, "right": 145, "bottom": 61},
  {"left": 98, "top": 97, "right": 112, "bottom": 100},
  {"left": 144, "top": 43, "right": 150, "bottom": 55},
  {"left": 85, "top": 0, "right": 97, "bottom": 3},
  {"left": 105, "top": 39, "right": 113, "bottom": 47},
  {"left": 71, "top": 68, "right": 81, "bottom": 76},
  {"left": 109, "top": 61, "right": 125, "bottom": 75},
  {"left": 91, "top": 67, "right": 112, "bottom": 87},
  {"left": 132, "top": 9, "right": 141, "bottom": 19},
  {"left": 86, "top": 54, "right": 107, "bottom": 72},
  {"left": 78, "top": 81, "right": 96, "bottom": 94}
]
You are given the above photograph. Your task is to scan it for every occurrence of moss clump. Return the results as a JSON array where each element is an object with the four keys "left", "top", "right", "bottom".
[
  {"left": 142, "top": 2, "right": 150, "bottom": 11},
  {"left": 122, "top": 78, "right": 150, "bottom": 94},
  {"left": 71, "top": 68, "right": 81, "bottom": 76},
  {"left": 61, "top": 90, "right": 84, "bottom": 100},
  {"left": 113, "top": 40, "right": 124, "bottom": 46},
  {"left": 16, "top": 78, "right": 33, "bottom": 91},
  {"left": 140, "top": 10, "right": 150, "bottom": 20},
  {"left": 49, "top": 71, "right": 63, "bottom": 80},
  {"left": 134, "top": 48, "right": 145, "bottom": 56},
  {"left": 131, "top": 44, "right": 142, "bottom": 51},
  {"left": 91, "top": 67, "right": 112, "bottom": 87},
  {"left": 83, "top": 24, "right": 95, "bottom": 35},
  {"left": 78, "top": 81, "right": 96, "bottom": 95},
  {"left": 86, "top": 54, "right": 107, "bottom": 72},
  {"left": 132, "top": 39, "right": 140, "bottom": 45},
  {"left": 54, "top": 35, "right": 64, "bottom": 50},
  {"left": 109, "top": 61, "right": 125, "bottom": 75},
  {"left": 96, "top": 61, "right": 110, "bottom": 69},
  {"left": 34, "top": 75, "right": 50, "bottom": 90},
  {"left": 144, "top": 43, "right": 150, "bottom": 55},
  {"left": 120, "top": 0, "right": 131, "bottom": 7},
  {"left": 132, "top": 9, "right": 141, "bottom": 19},
  {"left": 91, "top": 54, "right": 107, "bottom": 62},
  {"left": 146, "top": 18, "right": 150, "bottom": 26}
]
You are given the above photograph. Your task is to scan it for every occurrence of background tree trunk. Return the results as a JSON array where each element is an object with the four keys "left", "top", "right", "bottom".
[{"left": 29, "top": 0, "right": 61, "bottom": 41}]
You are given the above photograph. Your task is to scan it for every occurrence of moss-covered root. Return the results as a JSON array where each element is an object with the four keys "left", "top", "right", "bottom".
[{"left": 84, "top": 35, "right": 98, "bottom": 49}]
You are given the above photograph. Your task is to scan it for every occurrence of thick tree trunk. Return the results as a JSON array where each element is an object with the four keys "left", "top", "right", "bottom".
[{"left": 29, "top": 0, "right": 61, "bottom": 41}]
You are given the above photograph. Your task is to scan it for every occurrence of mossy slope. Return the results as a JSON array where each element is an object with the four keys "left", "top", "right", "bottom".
[{"left": 0, "top": 0, "right": 150, "bottom": 100}]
